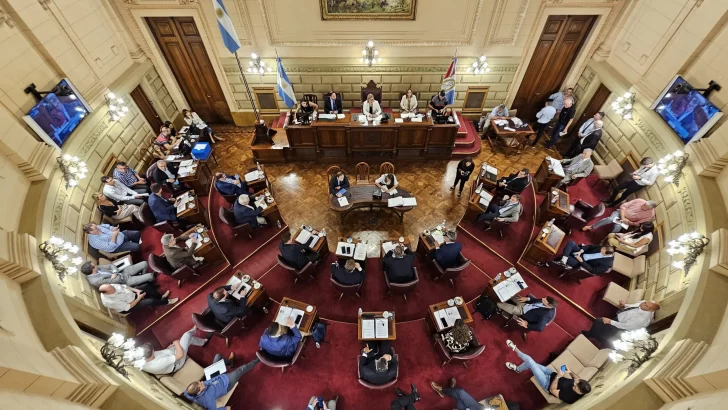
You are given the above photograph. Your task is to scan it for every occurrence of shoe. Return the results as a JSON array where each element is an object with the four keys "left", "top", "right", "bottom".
[
  {"left": 449, "top": 186, "right": 455, "bottom": 191},
  {"left": 506, "top": 362, "right": 520, "bottom": 373},
  {"left": 449, "top": 377, "right": 456, "bottom": 388},
  {"left": 537, "top": 261, "right": 550, "bottom": 268},
  {"left": 162, "top": 290, "right": 171, "bottom": 299},
  {"left": 411, "top": 383, "right": 420, "bottom": 402},
  {"left": 457, "top": 191, "right": 462, "bottom": 198},
  {"left": 395, "top": 387, "right": 406, "bottom": 397},
  {"left": 429, "top": 382, "right": 443, "bottom": 398},
  {"left": 167, "top": 298, "right": 179, "bottom": 305},
  {"left": 506, "top": 339, "right": 517, "bottom": 352},
  {"left": 226, "top": 352, "right": 235, "bottom": 367}
]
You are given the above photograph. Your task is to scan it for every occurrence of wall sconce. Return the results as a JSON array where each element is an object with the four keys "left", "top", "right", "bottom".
[
  {"left": 105, "top": 92, "right": 129, "bottom": 121},
  {"left": 38, "top": 236, "right": 83, "bottom": 281},
  {"left": 609, "top": 328, "right": 658, "bottom": 376},
  {"left": 57, "top": 154, "right": 87, "bottom": 188},
  {"left": 611, "top": 92, "right": 635, "bottom": 120},
  {"left": 360, "top": 40, "right": 380, "bottom": 66},
  {"left": 247, "top": 53, "right": 271, "bottom": 75},
  {"left": 657, "top": 150, "right": 689, "bottom": 186},
  {"left": 466, "top": 55, "right": 490, "bottom": 75},
  {"left": 101, "top": 333, "right": 145, "bottom": 379},
  {"left": 667, "top": 232, "right": 710, "bottom": 274}
]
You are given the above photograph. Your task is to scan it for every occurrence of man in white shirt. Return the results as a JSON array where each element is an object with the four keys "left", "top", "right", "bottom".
[
  {"left": 476, "top": 104, "right": 510, "bottom": 133},
  {"left": 98, "top": 283, "right": 176, "bottom": 313},
  {"left": 375, "top": 173, "right": 398, "bottom": 194},
  {"left": 602, "top": 157, "right": 659, "bottom": 206},
  {"left": 101, "top": 176, "right": 146, "bottom": 205},
  {"left": 582, "top": 300, "right": 660, "bottom": 346},
  {"left": 139, "top": 327, "right": 210, "bottom": 375},
  {"left": 531, "top": 100, "right": 556, "bottom": 147}
]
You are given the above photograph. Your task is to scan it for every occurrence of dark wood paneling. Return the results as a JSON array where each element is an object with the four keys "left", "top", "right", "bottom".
[
  {"left": 350, "top": 128, "right": 397, "bottom": 150},
  {"left": 130, "top": 85, "right": 163, "bottom": 133},
  {"left": 398, "top": 128, "right": 427, "bottom": 147},
  {"left": 146, "top": 17, "right": 232, "bottom": 124},
  {"left": 512, "top": 15, "right": 596, "bottom": 120},
  {"left": 429, "top": 126, "right": 457, "bottom": 146},
  {"left": 286, "top": 127, "right": 317, "bottom": 146},
  {"left": 318, "top": 129, "right": 347, "bottom": 147}
]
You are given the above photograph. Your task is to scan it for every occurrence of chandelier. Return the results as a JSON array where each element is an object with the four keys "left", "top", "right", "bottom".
[
  {"left": 667, "top": 232, "right": 710, "bottom": 274},
  {"left": 608, "top": 328, "right": 659, "bottom": 376},
  {"left": 360, "top": 41, "right": 380, "bottom": 66},
  {"left": 39, "top": 236, "right": 83, "bottom": 281},
  {"left": 57, "top": 154, "right": 87, "bottom": 188},
  {"left": 466, "top": 55, "right": 490, "bottom": 75},
  {"left": 657, "top": 150, "right": 688, "bottom": 186},
  {"left": 611, "top": 92, "right": 635, "bottom": 120},
  {"left": 105, "top": 92, "right": 129, "bottom": 122},
  {"left": 101, "top": 333, "right": 146, "bottom": 379},
  {"left": 247, "top": 52, "right": 272, "bottom": 75}
]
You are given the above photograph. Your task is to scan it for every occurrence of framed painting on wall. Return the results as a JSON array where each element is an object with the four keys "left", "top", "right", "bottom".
[{"left": 320, "top": 0, "right": 417, "bottom": 20}]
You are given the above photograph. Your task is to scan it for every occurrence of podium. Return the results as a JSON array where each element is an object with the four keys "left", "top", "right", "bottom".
[
  {"left": 538, "top": 188, "right": 570, "bottom": 224},
  {"left": 533, "top": 158, "right": 562, "bottom": 193},
  {"left": 523, "top": 223, "right": 566, "bottom": 264},
  {"left": 464, "top": 189, "right": 490, "bottom": 224}
]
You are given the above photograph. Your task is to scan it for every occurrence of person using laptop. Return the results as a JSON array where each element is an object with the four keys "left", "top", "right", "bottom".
[
  {"left": 207, "top": 285, "right": 249, "bottom": 324},
  {"left": 259, "top": 316, "right": 303, "bottom": 359},
  {"left": 184, "top": 354, "right": 260, "bottom": 410},
  {"left": 139, "top": 327, "right": 211, "bottom": 375}
]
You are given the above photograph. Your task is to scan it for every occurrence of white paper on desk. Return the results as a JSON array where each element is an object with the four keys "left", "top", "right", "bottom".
[
  {"left": 318, "top": 114, "right": 336, "bottom": 120},
  {"left": 362, "top": 319, "right": 375, "bottom": 339},
  {"left": 388, "top": 197, "right": 404, "bottom": 207},
  {"left": 504, "top": 126, "right": 515, "bottom": 131},
  {"left": 276, "top": 306, "right": 304, "bottom": 327},
  {"left": 227, "top": 275, "right": 242, "bottom": 287},
  {"left": 176, "top": 203, "right": 186, "bottom": 213},
  {"left": 185, "top": 239, "right": 202, "bottom": 250},
  {"left": 486, "top": 165, "right": 498, "bottom": 175},
  {"left": 254, "top": 200, "right": 268, "bottom": 210},
  {"left": 337, "top": 242, "right": 354, "bottom": 257},
  {"left": 549, "top": 159, "right": 565, "bottom": 177},
  {"left": 295, "top": 230, "right": 311, "bottom": 244},
  {"left": 394, "top": 118, "right": 404, "bottom": 123},
  {"left": 354, "top": 242, "right": 367, "bottom": 261},
  {"left": 445, "top": 306, "right": 462, "bottom": 323},
  {"left": 400, "top": 113, "right": 413, "bottom": 119},
  {"left": 479, "top": 192, "right": 493, "bottom": 207},
  {"left": 166, "top": 155, "right": 181, "bottom": 161},
  {"left": 411, "top": 117, "right": 423, "bottom": 122},
  {"left": 338, "top": 196, "right": 349, "bottom": 206},
  {"left": 336, "top": 114, "right": 345, "bottom": 119},
  {"left": 382, "top": 241, "right": 396, "bottom": 255},
  {"left": 308, "top": 235, "right": 320, "bottom": 249},
  {"left": 401, "top": 198, "right": 417, "bottom": 207},
  {"left": 375, "top": 318, "right": 389, "bottom": 338},
  {"left": 179, "top": 160, "right": 194, "bottom": 167},
  {"left": 388, "top": 189, "right": 398, "bottom": 195},
  {"left": 431, "top": 232, "right": 445, "bottom": 244},
  {"left": 244, "top": 170, "right": 260, "bottom": 182},
  {"left": 493, "top": 273, "right": 527, "bottom": 302},
  {"left": 232, "top": 282, "right": 251, "bottom": 299}
]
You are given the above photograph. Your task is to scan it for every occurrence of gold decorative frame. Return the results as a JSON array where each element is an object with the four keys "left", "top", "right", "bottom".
[{"left": 320, "top": 0, "right": 417, "bottom": 20}]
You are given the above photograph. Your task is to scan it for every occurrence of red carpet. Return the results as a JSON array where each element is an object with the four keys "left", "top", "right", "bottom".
[{"left": 453, "top": 113, "right": 482, "bottom": 157}]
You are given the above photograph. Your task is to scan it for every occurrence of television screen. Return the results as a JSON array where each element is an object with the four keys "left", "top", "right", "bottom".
[
  {"left": 23, "top": 79, "right": 91, "bottom": 149},
  {"left": 651, "top": 75, "right": 723, "bottom": 143}
]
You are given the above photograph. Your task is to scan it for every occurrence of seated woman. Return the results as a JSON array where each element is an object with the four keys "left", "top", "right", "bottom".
[
  {"left": 329, "top": 171, "right": 350, "bottom": 196},
  {"left": 295, "top": 99, "right": 318, "bottom": 123},
  {"left": 363, "top": 93, "right": 382, "bottom": 120},
  {"left": 399, "top": 89, "right": 418, "bottom": 114},
  {"left": 375, "top": 173, "right": 398, "bottom": 194},
  {"left": 606, "top": 222, "right": 654, "bottom": 255},
  {"left": 183, "top": 109, "right": 224, "bottom": 143},
  {"left": 93, "top": 193, "right": 142, "bottom": 223},
  {"left": 440, "top": 319, "right": 473, "bottom": 353}
]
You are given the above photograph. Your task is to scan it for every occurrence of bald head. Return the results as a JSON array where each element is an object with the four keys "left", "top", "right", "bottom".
[
  {"left": 641, "top": 301, "right": 661, "bottom": 312},
  {"left": 238, "top": 195, "right": 250, "bottom": 206}
]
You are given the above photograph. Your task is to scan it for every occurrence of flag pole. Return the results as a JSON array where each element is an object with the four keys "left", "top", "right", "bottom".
[{"left": 233, "top": 50, "right": 260, "bottom": 122}]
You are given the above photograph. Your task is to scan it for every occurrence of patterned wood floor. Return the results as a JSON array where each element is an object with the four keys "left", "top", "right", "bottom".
[{"left": 210, "top": 125, "right": 552, "bottom": 254}]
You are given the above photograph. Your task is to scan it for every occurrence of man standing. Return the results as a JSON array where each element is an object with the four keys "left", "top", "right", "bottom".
[
  {"left": 476, "top": 104, "right": 509, "bottom": 133},
  {"left": 449, "top": 157, "right": 475, "bottom": 198},
  {"left": 557, "top": 149, "right": 595, "bottom": 187},
  {"left": 565, "top": 112, "right": 604, "bottom": 157},
  {"left": 531, "top": 100, "right": 556, "bottom": 147},
  {"left": 324, "top": 92, "right": 343, "bottom": 114},
  {"left": 602, "top": 157, "right": 659, "bottom": 206},
  {"left": 582, "top": 300, "right": 660, "bottom": 346},
  {"left": 383, "top": 245, "right": 416, "bottom": 284},
  {"left": 207, "top": 286, "right": 249, "bottom": 324},
  {"left": 583, "top": 198, "right": 656, "bottom": 233},
  {"left": 139, "top": 327, "right": 210, "bottom": 375},
  {"left": 113, "top": 161, "right": 149, "bottom": 193},
  {"left": 544, "top": 97, "right": 576, "bottom": 149},
  {"left": 101, "top": 176, "right": 146, "bottom": 206},
  {"left": 496, "top": 295, "right": 557, "bottom": 334},
  {"left": 84, "top": 223, "right": 141, "bottom": 254},
  {"left": 548, "top": 88, "right": 574, "bottom": 113},
  {"left": 540, "top": 242, "right": 615, "bottom": 274},
  {"left": 81, "top": 260, "right": 153, "bottom": 288},
  {"left": 184, "top": 356, "right": 260, "bottom": 410}
]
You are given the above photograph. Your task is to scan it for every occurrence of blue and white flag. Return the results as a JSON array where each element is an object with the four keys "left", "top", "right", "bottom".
[
  {"left": 440, "top": 54, "right": 458, "bottom": 105},
  {"left": 276, "top": 57, "right": 296, "bottom": 108},
  {"left": 212, "top": 0, "right": 241, "bottom": 54}
]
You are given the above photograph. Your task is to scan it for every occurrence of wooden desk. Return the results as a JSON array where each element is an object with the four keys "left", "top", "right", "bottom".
[
  {"left": 181, "top": 225, "right": 225, "bottom": 266},
  {"left": 329, "top": 185, "right": 415, "bottom": 223},
  {"left": 416, "top": 228, "right": 441, "bottom": 261},
  {"left": 483, "top": 270, "right": 528, "bottom": 303},
  {"left": 246, "top": 166, "right": 272, "bottom": 194},
  {"left": 277, "top": 297, "right": 317, "bottom": 334},
  {"left": 292, "top": 226, "right": 328, "bottom": 255},
  {"left": 534, "top": 158, "right": 563, "bottom": 193},
  {"left": 485, "top": 118, "right": 535, "bottom": 155},
  {"left": 425, "top": 299, "right": 473, "bottom": 334},
  {"left": 475, "top": 163, "right": 500, "bottom": 191},
  {"left": 226, "top": 271, "right": 272, "bottom": 313},
  {"left": 358, "top": 312, "right": 397, "bottom": 341},
  {"left": 478, "top": 394, "right": 509, "bottom": 410},
  {"left": 538, "top": 188, "right": 570, "bottom": 224},
  {"left": 380, "top": 238, "right": 410, "bottom": 268},
  {"left": 464, "top": 190, "right": 490, "bottom": 223},
  {"left": 179, "top": 160, "right": 211, "bottom": 196},
  {"left": 253, "top": 189, "right": 282, "bottom": 227},
  {"left": 522, "top": 223, "right": 566, "bottom": 264},
  {"left": 176, "top": 191, "right": 207, "bottom": 226}
]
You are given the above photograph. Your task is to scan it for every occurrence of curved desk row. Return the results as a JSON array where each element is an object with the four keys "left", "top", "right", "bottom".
[{"left": 329, "top": 185, "right": 415, "bottom": 222}]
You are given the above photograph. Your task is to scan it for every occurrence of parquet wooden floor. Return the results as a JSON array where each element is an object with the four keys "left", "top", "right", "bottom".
[{"left": 210, "top": 125, "right": 552, "bottom": 254}]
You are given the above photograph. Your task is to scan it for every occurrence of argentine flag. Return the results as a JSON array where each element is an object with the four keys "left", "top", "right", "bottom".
[
  {"left": 276, "top": 57, "right": 296, "bottom": 108},
  {"left": 212, "top": 0, "right": 241, "bottom": 54}
]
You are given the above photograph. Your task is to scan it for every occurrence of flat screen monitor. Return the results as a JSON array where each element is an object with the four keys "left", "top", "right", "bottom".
[
  {"left": 22, "top": 78, "right": 91, "bottom": 149},
  {"left": 651, "top": 75, "right": 722, "bottom": 143}
]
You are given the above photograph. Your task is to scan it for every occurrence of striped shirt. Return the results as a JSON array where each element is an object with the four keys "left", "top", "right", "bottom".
[
  {"left": 113, "top": 167, "right": 140, "bottom": 187},
  {"left": 88, "top": 224, "right": 125, "bottom": 253}
]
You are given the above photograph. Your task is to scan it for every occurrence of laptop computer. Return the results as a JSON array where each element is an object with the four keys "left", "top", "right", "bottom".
[{"left": 203, "top": 359, "right": 227, "bottom": 380}]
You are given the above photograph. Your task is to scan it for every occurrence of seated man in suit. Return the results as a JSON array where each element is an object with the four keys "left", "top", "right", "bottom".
[
  {"left": 152, "top": 160, "right": 185, "bottom": 195},
  {"left": 497, "top": 295, "right": 558, "bottom": 334},
  {"left": 331, "top": 259, "right": 365, "bottom": 285},
  {"left": 557, "top": 149, "right": 594, "bottom": 188},
  {"left": 84, "top": 223, "right": 141, "bottom": 254},
  {"left": 539, "top": 241, "right": 615, "bottom": 274},
  {"left": 161, "top": 233, "right": 203, "bottom": 270},
  {"left": 494, "top": 168, "right": 530, "bottom": 196},
  {"left": 329, "top": 171, "right": 350, "bottom": 196},
  {"left": 475, "top": 194, "right": 522, "bottom": 224},
  {"left": 324, "top": 92, "right": 343, "bottom": 114},
  {"left": 207, "top": 285, "right": 249, "bottom": 324},
  {"left": 433, "top": 230, "right": 463, "bottom": 269},
  {"left": 383, "top": 245, "right": 416, "bottom": 284},
  {"left": 359, "top": 340, "right": 397, "bottom": 385},
  {"left": 233, "top": 194, "right": 267, "bottom": 228},
  {"left": 565, "top": 112, "right": 604, "bottom": 157},
  {"left": 582, "top": 300, "right": 660, "bottom": 346},
  {"left": 139, "top": 327, "right": 210, "bottom": 375},
  {"left": 148, "top": 183, "right": 190, "bottom": 228},
  {"left": 81, "top": 260, "right": 153, "bottom": 288},
  {"left": 215, "top": 172, "right": 248, "bottom": 196},
  {"left": 259, "top": 316, "right": 302, "bottom": 359},
  {"left": 279, "top": 232, "right": 320, "bottom": 271}
]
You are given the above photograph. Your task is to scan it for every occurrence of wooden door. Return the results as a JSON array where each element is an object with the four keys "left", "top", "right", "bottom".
[
  {"left": 130, "top": 85, "right": 164, "bottom": 133},
  {"left": 146, "top": 17, "right": 232, "bottom": 123},
  {"left": 566, "top": 82, "right": 612, "bottom": 140},
  {"left": 512, "top": 15, "right": 596, "bottom": 120}
]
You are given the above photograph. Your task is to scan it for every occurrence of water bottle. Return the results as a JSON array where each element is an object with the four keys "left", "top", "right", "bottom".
[
  {"left": 358, "top": 308, "right": 363, "bottom": 316},
  {"left": 475, "top": 183, "right": 483, "bottom": 194},
  {"left": 551, "top": 192, "right": 558, "bottom": 204},
  {"left": 321, "top": 228, "right": 327, "bottom": 237},
  {"left": 256, "top": 161, "right": 262, "bottom": 172},
  {"left": 276, "top": 220, "right": 282, "bottom": 229},
  {"left": 442, "top": 219, "right": 447, "bottom": 230}
]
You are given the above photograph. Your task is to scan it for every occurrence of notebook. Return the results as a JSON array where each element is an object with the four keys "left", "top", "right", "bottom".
[{"left": 203, "top": 360, "right": 227, "bottom": 380}]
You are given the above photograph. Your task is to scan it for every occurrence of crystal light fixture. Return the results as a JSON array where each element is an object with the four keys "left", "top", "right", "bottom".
[
  {"left": 57, "top": 154, "right": 87, "bottom": 188},
  {"left": 667, "top": 231, "right": 710, "bottom": 274},
  {"left": 609, "top": 328, "right": 659, "bottom": 376},
  {"left": 657, "top": 150, "right": 689, "bottom": 186},
  {"left": 611, "top": 92, "right": 636, "bottom": 120},
  {"left": 38, "top": 236, "right": 83, "bottom": 281},
  {"left": 101, "top": 333, "right": 145, "bottom": 379},
  {"left": 360, "top": 40, "right": 380, "bottom": 67},
  {"left": 466, "top": 55, "right": 490, "bottom": 75},
  {"left": 247, "top": 52, "right": 272, "bottom": 75},
  {"left": 105, "top": 92, "right": 129, "bottom": 122}
]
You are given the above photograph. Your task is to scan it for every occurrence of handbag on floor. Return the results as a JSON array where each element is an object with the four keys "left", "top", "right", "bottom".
[{"left": 475, "top": 294, "right": 497, "bottom": 320}]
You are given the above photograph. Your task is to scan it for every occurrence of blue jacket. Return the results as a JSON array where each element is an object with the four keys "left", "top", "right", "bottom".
[
  {"left": 149, "top": 192, "right": 176, "bottom": 222},
  {"left": 520, "top": 295, "right": 556, "bottom": 332},
  {"left": 233, "top": 197, "right": 263, "bottom": 228},
  {"left": 259, "top": 326, "right": 302, "bottom": 358},
  {"left": 183, "top": 373, "right": 229, "bottom": 410},
  {"left": 215, "top": 178, "right": 248, "bottom": 196},
  {"left": 434, "top": 241, "right": 462, "bottom": 269}
]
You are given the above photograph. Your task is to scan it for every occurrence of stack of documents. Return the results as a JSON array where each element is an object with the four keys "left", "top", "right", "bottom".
[
  {"left": 361, "top": 318, "right": 389, "bottom": 339},
  {"left": 387, "top": 197, "right": 417, "bottom": 207},
  {"left": 185, "top": 237, "right": 203, "bottom": 250},
  {"left": 295, "top": 229, "right": 312, "bottom": 244},
  {"left": 431, "top": 231, "right": 445, "bottom": 244},
  {"left": 337, "top": 196, "right": 349, "bottom": 206},
  {"left": 275, "top": 306, "right": 304, "bottom": 327},
  {"left": 336, "top": 114, "right": 346, "bottom": 119},
  {"left": 337, "top": 242, "right": 355, "bottom": 257},
  {"left": 479, "top": 191, "right": 493, "bottom": 207},
  {"left": 411, "top": 117, "right": 423, "bottom": 122},
  {"left": 548, "top": 158, "right": 565, "bottom": 177},
  {"left": 179, "top": 160, "right": 194, "bottom": 167},
  {"left": 382, "top": 241, "right": 397, "bottom": 255},
  {"left": 493, "top": 273, "right": 527, "bottom": 302},
  {"left": 244, "top": 170, "right": 261, "bottom": 182},
  {"left": 434, "top": 307, "right": 462, "bottom": 330},
  {"left": 394, "top": 118, "right": 404, "bottom": 123},
  {"left": 254, "top": 198, "right": 268, "bottom": 210},
  {"left": 318, "top": 113, "right": 336, "bottom": 120},
  {"left": 166, "top": 155, "right": 182, "bottom": 161},
  {"left": 353, "top": 242, "right": 367, "bottom": 261}
]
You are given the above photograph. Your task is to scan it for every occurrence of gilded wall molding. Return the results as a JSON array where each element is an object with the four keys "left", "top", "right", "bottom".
[
  {"left": 485, "top": 0, "right": 530, "bottom": 46},
  {"left": 0, "top": 5, "right": 15, "bottom": 28},
  {"left": 222, "top": 64, "right": 519, "bottom": 74},
  {"left": 77, "top": 119, "right": 111, "bottom": 159},
  {"left": 51, "top": 190, "right": 69, "bottom": 236},
  {"left": 256, "top": 0, "right": 487, "bottom": 47}
]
